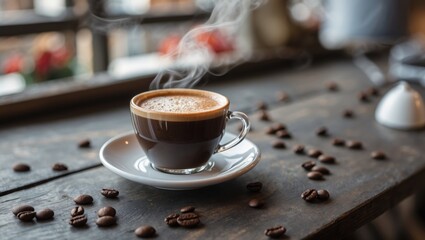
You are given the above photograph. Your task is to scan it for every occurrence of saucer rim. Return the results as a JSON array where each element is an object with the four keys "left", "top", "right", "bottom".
[{"left": 99, "top": 131, "right": 261, "bottom": 189}]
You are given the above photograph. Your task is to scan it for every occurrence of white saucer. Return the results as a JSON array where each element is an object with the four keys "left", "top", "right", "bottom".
[{"left": 99, "top": 131, "right": 261, "bottom": 190}]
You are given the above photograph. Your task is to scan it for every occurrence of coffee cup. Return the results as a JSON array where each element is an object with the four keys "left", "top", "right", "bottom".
[{"left": 130, "top": 88, "right": 250, "bottom": 174}]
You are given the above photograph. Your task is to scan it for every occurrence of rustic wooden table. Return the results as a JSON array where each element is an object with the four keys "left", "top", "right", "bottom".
[{"left": 1, "top": 58, "right": 424, "bottom": 239}]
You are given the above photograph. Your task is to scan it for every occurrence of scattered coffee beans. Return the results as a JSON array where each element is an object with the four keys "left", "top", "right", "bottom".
[
  {"left": 98, "top": 206, "right": 116, "bottom": 217},
  {"left": 318, "top": 155, "right": 336, "bottom": 164},
  {"left": 367, "top": 87, "right": 379, "bottom": 96},
  {"left": 311, "top": 166, "right": 330, "bottom": 175},
  {"left": 276, "top": 91, "right": 289, "bottom": 102},
  {"left": 316, "top": 127, "right": 328, "bottom": 136},
  {"left": 371, "top": 151, "right": 386, "bottom": 160},
  {"left": 12, "top": 205, "right": 34, "bottom": 216},
  {"left": 272, "top": 123, "right": 286, "bottom": 131},
  {"left": 346, "top": 140, "right": 363, "bottom": 149},
  {"left": 307, "top": 149, "right": 322, "bottom": 158},
  {"left": 301, "top": 189, "right": 318, "bottom": 202},
  {"left": 307, "top": 171, "right": 324, "bottom": 180},
  {"left": 101, "top": 188, "right": 119, "bottom": 198},
  {"left": 13, "top": 163, "right": 30, "bottom": 172},
  {"left": 78, "top": 139, "right": 91, "bottom": 148},
  {"left": 246, "top": 182, "right": 263, "bottom": 193},
  {"left": 272, "top": 140, "right": 286, "bottom": 149},
  {"left": 276, "top": 130, "right": 291, "bottom": 139},
  {"left": 332, "top": 138, "right": 345, "bottom": 146},
  {"left": 52, "top": 163, "right": 68, "bottom": 171},
  {"left": 36, "top": 208, "right": 54, "bottom": 221},
  {"left": 74, "top": 194, "right": 93, "bottom": 205},
  {"left": 71, "top": 206, "right": 84, "bottom": 217},
  {"left": 69, "top": 214, "right": 87, "bottom": 227},
  {"left": 259, "top": 110, "right": 271, "bottom": 121},
  {"left": 343, "top": 109, "right": 354, "bottom": 118},
  {"left": 257, "top": 101, "right": 268, "bottom": 110},
  {"left": 96, "top": 216, "right": 116, "bottom": 227},
  {"left": 265, "top": 126, "right": 276, "bottom": 135},
  {"left": 248, "top": 198, "right": 264, "bottom": 209},
  {"left": 17, "top": 211, "right": 36, "bottom": 222},
  {"left": 265, "top": 225, "right": 286, "bottom": 238},
  {"left": 177, "top": 212, "right": 200, "bottom": 228},
  {"left": 358, "top": 91, "right": 369, "bottom": 102},
  {"left": 301, "top": 161, "right": 316, "bottom": 171},
  {"left": 180, "top": 206, "right": 195, "bottom": 213},
  {"left": 317, "top": 189, "right": 330, "bottom": 200},
  {"left": 293, "top": 144, "right": 305, "bottom": 154},
  {"left": 326, "top": 82, "right": 338, "bottom": 91},
  {"left": 135, "top": 225, "right": 156, "bottom": 238},
  {"left": 164, "top": 213, "right": 180, "bottom": 227}
]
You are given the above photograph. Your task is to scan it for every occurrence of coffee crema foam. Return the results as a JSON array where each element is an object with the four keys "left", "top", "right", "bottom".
[{"left": 139, "top": 95, "right": 220, "bottom": 113}]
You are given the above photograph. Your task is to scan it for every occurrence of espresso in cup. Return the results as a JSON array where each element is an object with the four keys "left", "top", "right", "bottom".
[{"left": 130, "top": 89, "right": 250, "bottom": 174}]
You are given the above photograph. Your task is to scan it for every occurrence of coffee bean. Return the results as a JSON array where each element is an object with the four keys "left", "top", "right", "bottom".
[
  {"left": 307, "top": 171, "right": 324, "bottom": 180},
  {"left": 257, "top": 101, "right": 268, "bottom": 110},
  {"left": 292, "top": 144, "right": 305, "bottom": 154},
  {"left": 164, "top": 213, "right": 180, "bottom": 227},
  {"left": 52, "top": 163, "right": 68, "bottom": 171},
  {"left": 71, "top": 206, "right": 84, "bottom": 217},
  {"left": 17, "top": 211, "right": 36, "bottom": 222},
  {"left": 78, "top": 139, "right": 91, "bottom": 148},
  {"left": 307, "top": 149, "right": 322, "bottom": 158},
  {"left": 180, "top": 206, "right": 195, "bottom": 213},
  {"left": 135, "top": 225, "right": 156, "bottom": 238},
  {"left": 265, "top": 225, "right": 286, "bottom": 238},
  {"left": 316, "top": 127, "right": 328, "bottom": 136},
  {"left": 177, "top": 212, "right": 200, "bottom": 228},
  {"left": 101, "top": 188, "right": 119, "bottom": 198},
  {"left": 259, "top": 110, "right": 271, "bottom": 121},
  {"left": 371, "top": 151, "right": 386, "bottom": 160},
  {"left": 13, "top": 163, "right": 30, "bottom": 172},
  {"left": 317, "top": 189, "right": 330, "bottom": 200},
  {"left": 358, "top": 92, "right": 369, "bottom": 102},
  {"left": 276, "top": 91, "right": 289, "bottom": 102},
  {"left": 265, "top": 126, "right": 276, "bottom": 135},
  {"left": 98, "top": 206, "right": 116, "bottom": 217},
  {"left": 36, "top": 208, "right": 54, "bottom": 221},
  {"left": 248, "top": 198, "right": 264, "bottom": 208},
  {"left": 96, "top": 216, "right": 116, "bottom": 227},
  {"left": 301, "top": 189, "right": 318, "bottom": 202},
  {"left": 318, "top": 155, "right": 336, "bottom": 164},
  {"left": 367, "top": 87, "right": 379, "bottom": 96},
  {"left": 332, "top": 138, "right": 345, "bottom": 146},
  {"left": 346, "top": 140, "right": 363, "bottom": 149},
  {"left": 272, "top": 123, "right": 286, "bottom": 131},
  {"left": 74, "top": 194, "right": 93, "bottom": 205},
  {"left": 12, "top": 205, "right": 34, "bottom": 216},
  {"left": 69, "top": 214, "right": 87, "bottom": 227},
  {"left": 343, "top": 109, "right": 354, "bottom": 118},
  {"left": 301, "top": 161, "right": 316, "bottom": 171},
  {"left": 272, "top": 140, "right": 286, "bottom": 149},
  {"left": 276, "top": 130, "right": 291, "bottom": 139},
  {"left": 326, "top": 82, "right": 338, "bottom": 91},
  {"left": 311, "top": 166, "right": 330, "bottom": 175},
  {"left": 246, "top": 182, "right": 263, "bottom": 192}
]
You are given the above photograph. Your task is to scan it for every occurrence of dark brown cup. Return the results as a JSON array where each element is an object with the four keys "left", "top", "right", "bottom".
[{"left": 130, "top": 89, "right": 250, "bottom": 175}]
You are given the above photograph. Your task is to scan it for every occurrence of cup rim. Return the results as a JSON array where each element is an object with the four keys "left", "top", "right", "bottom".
[{"left": 130, "top": 88, "right": 230, "bottom": 121}]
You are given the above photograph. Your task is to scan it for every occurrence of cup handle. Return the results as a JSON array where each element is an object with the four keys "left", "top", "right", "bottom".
[{"left": 215, "top": 111, "right": 250, "bottom": 153}]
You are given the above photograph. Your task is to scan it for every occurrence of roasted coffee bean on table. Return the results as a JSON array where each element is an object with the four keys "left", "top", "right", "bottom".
[
  {"left": 264, "top": 225, "right": 286, "bottom": 238},
  {"left": 301, "top": 189, "right": 318, "bottom": 202},
  {"left": 17, "top": 211, "right": 36, "bottom": 222},
  {"left": 346, "top": 140, "right": 363, "bottom": 149},
  {"left": 74, "top": 194, "right": 93, "bottom": 205},
  {"left": 164, "top": 213, "right": 180, "bottom": 227},
  {"left": 135, "top": 225, "right": 156, "bottom": 238},
  {"left": 316, "top": 127, "right": 328, "bottom": 136},
  {"left": 307, "top": 149, "right": 322, "bottom": 158},
  {"left": 307, "top": 171, "right": 324, "bottom": 180},
  {"left": 248, "top": 198, "right": 264, "bottom": 208},
  {"left": 301, "top": 161, "right": 316, "bottom": 171},
  {"left": 311, "top": 166, "right": 330, "bottom": 175},
  {"left": 358, "top": 91, "right": 369, "bottom": 102},
  {"left": 12, "top": 205, "right": 34, "bottom": 216},
  {"left": 332, "top": 138, "right": 345, "bottom": 146},
  {"left": 292, "top": 144, "right": 305, "bottom": 154},
  {"left": 52, "top": 163, "right": 68, "bottom": 171},
  {"left": 318, "top": 155, "right": 336, "bottom": 164},
  {"left": 98, "top": 206, "right": 116, "bottom": 217},
  {"left": 371, "top": 151, "right": 387, "bottom": 160},
  {"left": 272, "top": 140, "right": 286, "bottom": 149},
  {"left": 69, "top": 215, "right": 87, "bottom": 227},
  {"left": 343, "top": 109, "right": 354, "bottom": 118},
  {"left": 257, "top": 101, "right": 268, "bottom": 110},
  {"left": 272, "top": 123, "right": 286, "bottom": 131},
  {"left": 326, "top": 81, "right": 338, "bottom": 91},
  {"left": 180, "top": 206, "right": 195, "bottom": 213},
  {"left": 246, "top": 182, "right": 263, "bottom": 192},
  {"left": 13, "top": 163, "right": 30, "bottom": 172},
  {"left": 78, "top": 139, "right": 91, "bottom": 148},
  {"left": 367, "top": 87, "right": 379, "bottom": 96},
  {"left": 259, "top": 110, "right": 271, "bottom": 121},
  {"left": 275, "top": 91, "right": 289, "bottom": 102},
  {"left": 177, "top": 212, "right": 200, "bottom": 228},
  {"left": 36, "top": 208, "right": 54, "bottom": 221},
  {"left": 276, "top": 130, "right": 291, "bottom": 139},
  {"left": 317, "top": 190, "right": 330, "bottom": 200},
  {"left": 101, "top": 188, "right": 119, "bottom": 198},
  {"left": 96, "top": 216, "right": 116, "bottom": 227},
  {"left": 71, "top": 206, "right": 84, "bottom": 217}
]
